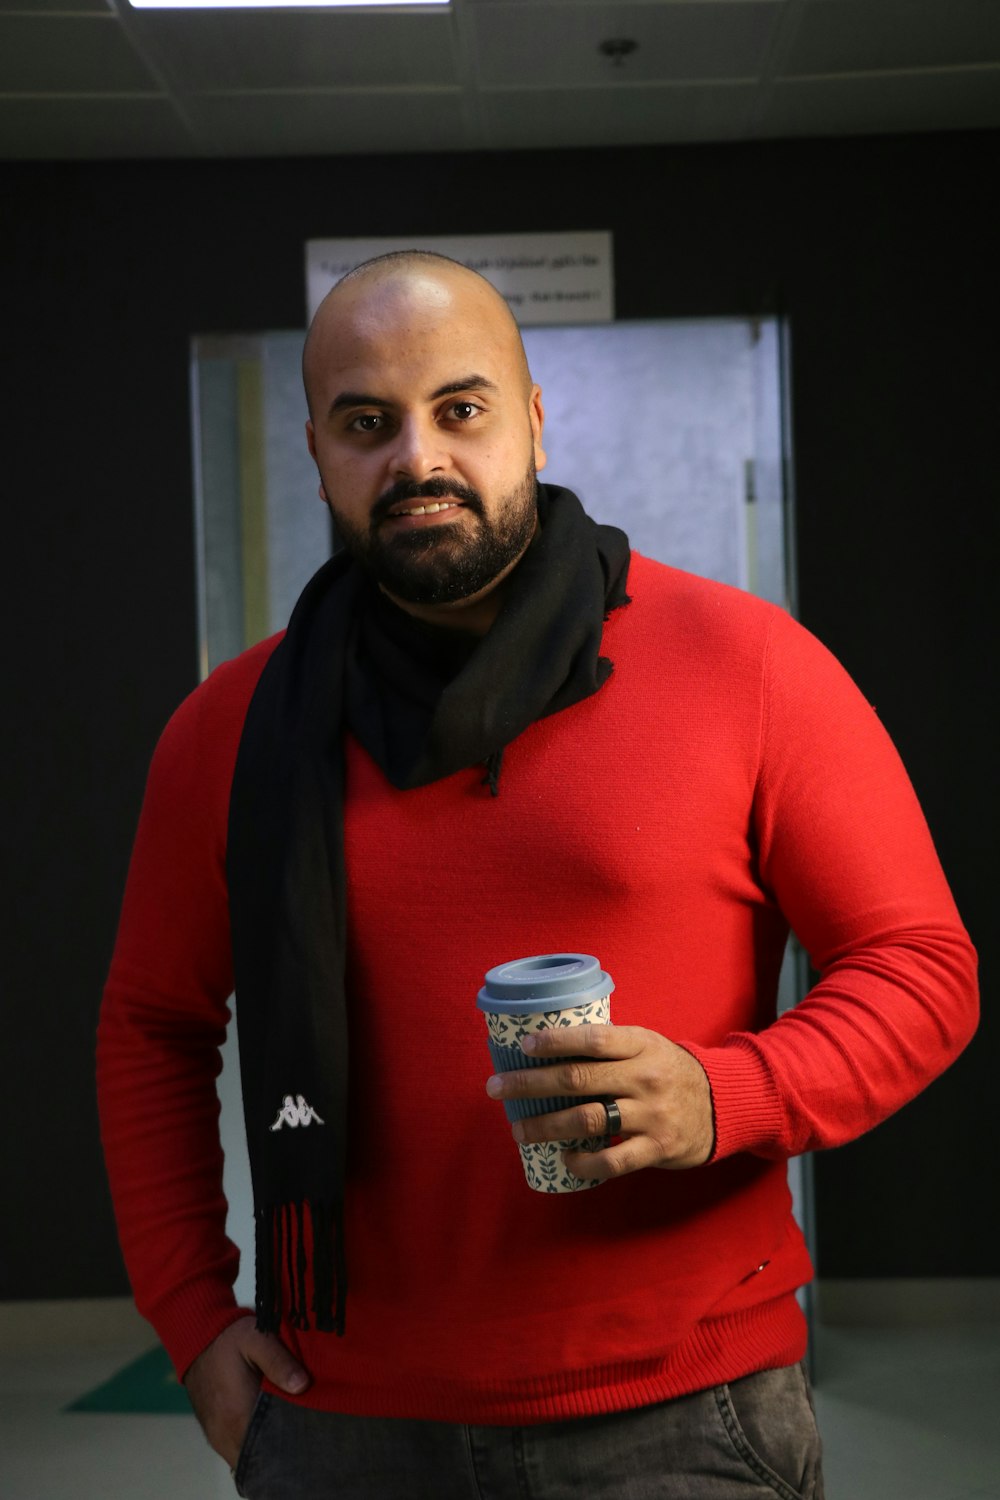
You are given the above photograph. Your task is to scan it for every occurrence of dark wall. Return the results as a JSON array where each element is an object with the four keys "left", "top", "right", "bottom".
[{"left": 2, "top": 133, "right": 994, "bottom": 1299}]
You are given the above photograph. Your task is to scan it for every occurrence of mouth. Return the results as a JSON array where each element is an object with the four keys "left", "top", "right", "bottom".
[
  {"left": 385, "top": 499, "right": 466, "bottom": 523},
  {"left": 390, "top": 500, "right": 462, "bottom": 517}
]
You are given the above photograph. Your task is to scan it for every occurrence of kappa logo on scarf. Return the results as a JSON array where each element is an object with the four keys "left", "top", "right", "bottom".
[{"left": 269, "top": 1094, "right": 325, "bottom": 1131}]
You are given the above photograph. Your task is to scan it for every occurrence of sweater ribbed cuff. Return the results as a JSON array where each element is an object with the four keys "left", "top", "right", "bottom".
[
  {"left": 679, "top": 1036, "right": 786, "bottom": 1162},
  {"left": 144, "top": 1276, "right": 252, "bottom": 1381}
]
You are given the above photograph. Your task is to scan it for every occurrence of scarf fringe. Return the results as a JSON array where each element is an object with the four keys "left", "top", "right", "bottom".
[
  {"left": 255, "top": 1201, "right": 347, "bottom": 1336},
  {"left": 482, "top": 747, "right": 505, "bottom": 797}
]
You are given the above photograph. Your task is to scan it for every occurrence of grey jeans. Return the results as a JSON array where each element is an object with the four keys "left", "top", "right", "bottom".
[{"left": 234, "top": 1362, "right": 824, "bottom": 1500}]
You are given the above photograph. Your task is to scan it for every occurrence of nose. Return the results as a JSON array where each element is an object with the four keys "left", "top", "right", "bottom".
[{"left": 387, "top": 413, "right": 447, "bottom": 482}]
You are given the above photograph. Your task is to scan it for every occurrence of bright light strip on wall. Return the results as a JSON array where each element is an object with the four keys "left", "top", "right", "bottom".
[{"left": 128, "top": 2, "right": 449, "bottom": 9}]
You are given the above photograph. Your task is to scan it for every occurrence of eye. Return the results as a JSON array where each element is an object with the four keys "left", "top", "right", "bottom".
[
  {"left": 447, "top": 401, "right": 481, "bottom": 422},
  {"left": 348, "top": 412, "right": 385, "bottom": 433}
]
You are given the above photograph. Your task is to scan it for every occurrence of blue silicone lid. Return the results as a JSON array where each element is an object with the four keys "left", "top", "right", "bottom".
[{"left": 477, "top": 953, "right": 613, "bottom": 1014}]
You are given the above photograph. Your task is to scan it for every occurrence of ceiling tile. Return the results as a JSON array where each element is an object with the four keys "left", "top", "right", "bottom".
[
  {"left": 184, "top": 88, "right": 466, "bottom": 156},
  {"left": 481, "top": 79, "right": 758, "bottom": 148},
  {"left": 0, "top": 96, "right": 193, "bottom": 158},
  {"left": 129, "top": 10, "right": 458, "bottom": 91},
  {"left": 472, "top": 2, "right": 784, "bottom": 88},
  {"left": 0, "top": 1, "right": 111, "bottom": 12},
  {"left": 759, "top": 66, "right": 1000, "bottom": 137},
  {"left": 783, "top": 0, "right": 1000, "bottom": 76},
  {"left": 0, "top": 14, "right": 159, "bottom": 93}
]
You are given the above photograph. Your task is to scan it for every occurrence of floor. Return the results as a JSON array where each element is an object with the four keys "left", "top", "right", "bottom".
[
  {"left": 0, "top": 1293, "right": 997, "bottom": 1500},
  {"left": 809, "top": 1320, "right": 999, "bottom": 1500}
]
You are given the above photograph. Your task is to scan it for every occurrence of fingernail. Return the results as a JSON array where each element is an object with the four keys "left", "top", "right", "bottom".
[
  {"left": 512, "top": 1122, "right": 525, "bottom": 1143},
  {"left": 286, "top": 1371, "right": 309, "bottom": 1394},
  {"left": 520, "top": 1035, "right": 538, "bottom": 1053},
  {"left": 485, "top": 1075, "right": 504, "bottom": 1098}
]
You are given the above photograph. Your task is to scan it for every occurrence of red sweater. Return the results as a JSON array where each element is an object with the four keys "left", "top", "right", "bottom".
[{"left": 97, "top": 553, "right": 977, "bottom": 1423}]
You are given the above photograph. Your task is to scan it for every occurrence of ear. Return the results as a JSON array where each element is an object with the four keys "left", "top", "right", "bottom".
[
  {"left": 528, "top": 385, "right": 547, "bottom": 473},
  {"left": 305, "top": 420, "right": 329, "bottom": 503}
]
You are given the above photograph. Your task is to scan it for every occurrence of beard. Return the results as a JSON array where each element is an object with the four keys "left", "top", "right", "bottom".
[{"left": 329, "top": 464, "right": 539, "bottom": 607}]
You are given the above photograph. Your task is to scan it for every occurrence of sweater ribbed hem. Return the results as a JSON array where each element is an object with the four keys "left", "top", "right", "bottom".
[{"left": 263, "top": 1293, "right": 807, "bottom": 1425}]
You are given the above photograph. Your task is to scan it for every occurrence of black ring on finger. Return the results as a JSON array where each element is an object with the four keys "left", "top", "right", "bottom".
[{"left": 601, "top": 1097, "right": 623, "bottom": 1136}]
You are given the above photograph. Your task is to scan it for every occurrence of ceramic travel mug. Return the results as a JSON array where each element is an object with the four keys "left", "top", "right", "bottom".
[{"left": 478, "top": 953, "right": 615, "bottom": 1193}]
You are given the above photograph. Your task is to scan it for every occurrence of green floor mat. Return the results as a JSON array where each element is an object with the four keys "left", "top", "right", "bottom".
[{"left": 65, "top": 1344, "right": 192, "bottom": 1415}]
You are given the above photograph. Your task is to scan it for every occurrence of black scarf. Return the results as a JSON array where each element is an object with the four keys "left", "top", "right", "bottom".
[{"left": 226, "top": 484, "right": 630, "bottom": 1334}]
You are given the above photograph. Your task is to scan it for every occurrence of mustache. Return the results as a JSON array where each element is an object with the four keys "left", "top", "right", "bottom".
[{"left": 370, "top": 477, "right": 484, "bottom": 527}]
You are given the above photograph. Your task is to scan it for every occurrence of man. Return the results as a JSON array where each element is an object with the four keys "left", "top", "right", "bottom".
[{"left": 98, "top": 252, "right": 977, "bottom": 1499}]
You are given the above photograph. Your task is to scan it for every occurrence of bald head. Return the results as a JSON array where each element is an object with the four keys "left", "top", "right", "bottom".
[{"left": 302, "top": 250, "right": 532, "bottom": 418}]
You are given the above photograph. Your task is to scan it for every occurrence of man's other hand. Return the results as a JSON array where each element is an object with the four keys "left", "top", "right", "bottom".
[
  {"left": 183, "top": 1316, "right": 310, "bottom": 1468},
  {"left": 485, "top": 1023, "right": 716, "bottom": 1179}
]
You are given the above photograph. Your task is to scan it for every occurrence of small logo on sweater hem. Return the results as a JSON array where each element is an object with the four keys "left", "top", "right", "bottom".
[{"left": 269, "top": 1094, "right": 325, "bottom": 1131}]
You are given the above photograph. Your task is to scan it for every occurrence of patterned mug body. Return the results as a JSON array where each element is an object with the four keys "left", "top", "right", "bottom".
[{"left": 484, "top": 993, "right": 612, "bottom": 1193}]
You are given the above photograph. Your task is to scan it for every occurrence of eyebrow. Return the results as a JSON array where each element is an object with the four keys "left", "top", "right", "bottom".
[
  {"left": 430, "top": 375, "right": 498, "bottom": 400},
  {"left": 327, "top": 373, "right": 499, "bottom": 419}
]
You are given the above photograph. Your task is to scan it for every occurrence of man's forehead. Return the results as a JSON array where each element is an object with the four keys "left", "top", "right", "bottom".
[
  {"left": 314, "top": 302, "right": 509, "bottom": 386},
  {"left": 317, "top": 329, "right": 506, "bottom": 389},
  {"left": 325, "top": 273, "right": 503, "bottom": 344}
]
